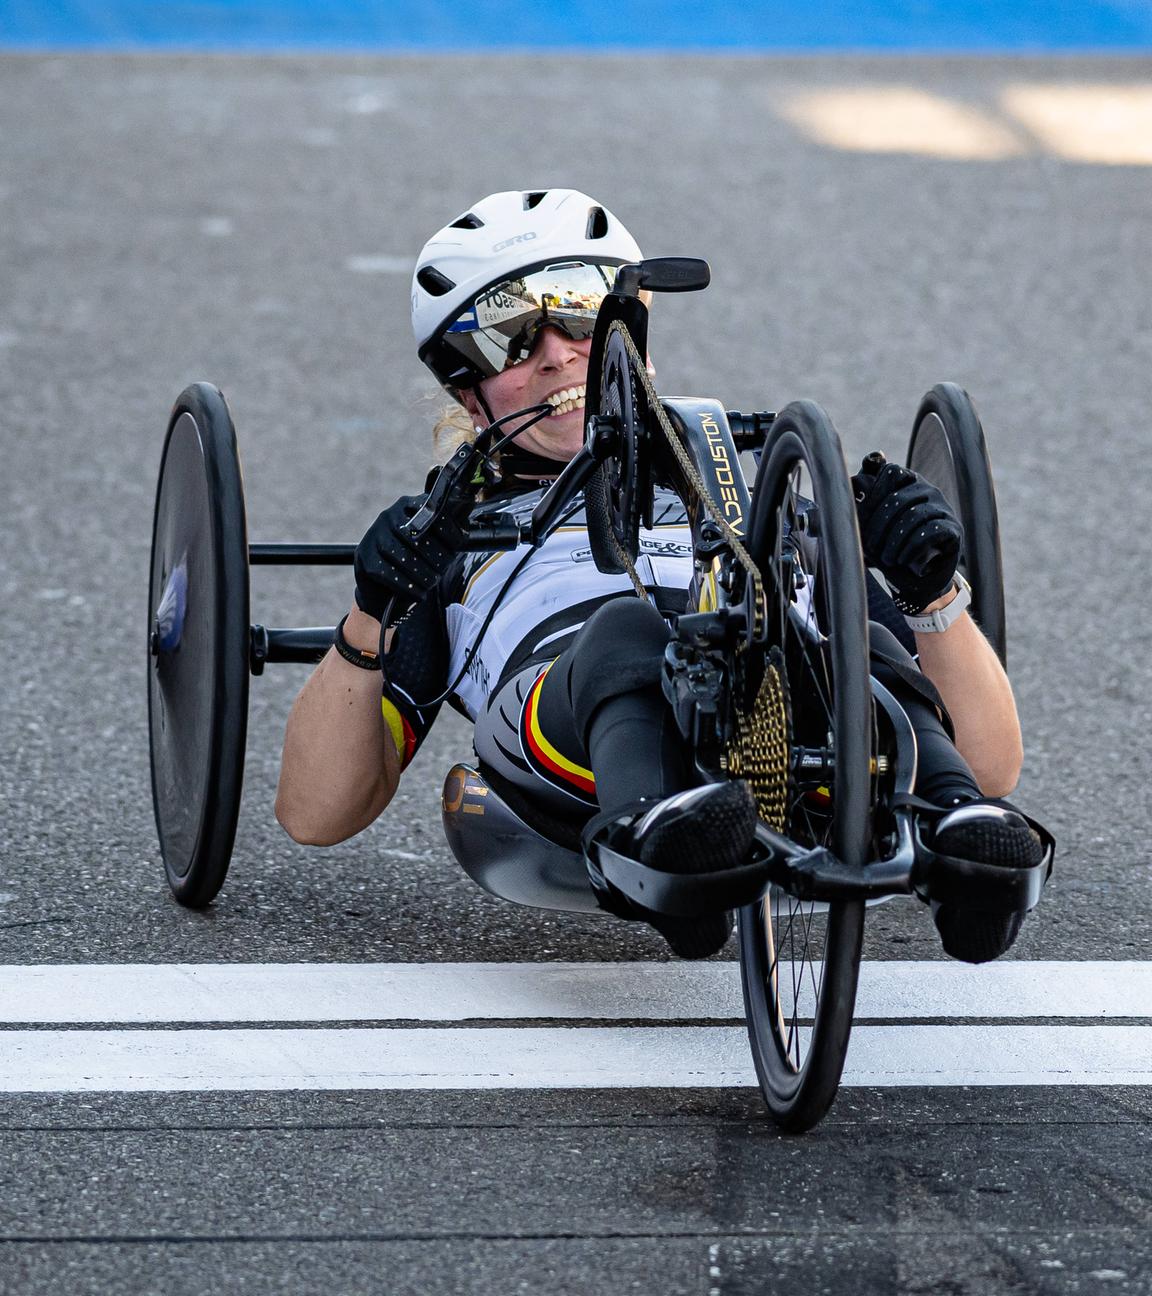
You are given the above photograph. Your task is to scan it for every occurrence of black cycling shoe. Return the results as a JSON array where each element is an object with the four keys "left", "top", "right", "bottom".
[
  {"left": 930, "top": 801, "right": 1044, "bottom": 964},
  {"left": 634, "top": 781, "right": 758, "bottom": 960}
]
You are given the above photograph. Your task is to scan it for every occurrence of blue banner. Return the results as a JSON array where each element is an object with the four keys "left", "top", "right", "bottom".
[{"left": 2, "top": 0, "right": 1151, "bottom": 51}]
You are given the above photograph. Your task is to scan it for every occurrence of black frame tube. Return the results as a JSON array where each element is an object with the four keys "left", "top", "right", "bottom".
[
  {"left": 250, "top": 625, "right": 335, "bottom": 674},
  {"left": 250, "top": 544, "right": 354, "bottom": 566}
]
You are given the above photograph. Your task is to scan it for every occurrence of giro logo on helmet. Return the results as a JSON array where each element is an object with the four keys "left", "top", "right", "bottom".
[{"left": 492, "top": 231, "right": 538, "bottom": 253}]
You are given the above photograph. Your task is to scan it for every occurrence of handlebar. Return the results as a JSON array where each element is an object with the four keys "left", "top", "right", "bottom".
[
  {"left": 403, "top": 406, "right": 774, "bottom": 558},
  {"left": 400, "top": 411, "right": 622, "bottom": 556}
]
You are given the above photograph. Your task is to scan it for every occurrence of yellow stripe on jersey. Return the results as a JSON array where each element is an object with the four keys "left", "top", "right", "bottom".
[
  {"left": 461, "top": 551, "right": 507, "bottom": 603},
  {"left": 380, "top": 696, "right": 407, "bottom": 764},
  {"left": 526, "top": 666, "right": 595, "bottom": 787}
]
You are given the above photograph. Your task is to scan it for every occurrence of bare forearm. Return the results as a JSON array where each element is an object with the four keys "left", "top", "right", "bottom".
[
  {"left": 275, "top": 607, "right": 401, "bottom": 845},
  {"left": 914, "top": 602, "right": 1023, "bottom": 797}
]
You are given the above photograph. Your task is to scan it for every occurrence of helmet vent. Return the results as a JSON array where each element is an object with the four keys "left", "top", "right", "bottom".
[
  {"left": 523, "top": 191, "right": 548, "bottom": 210},
  {"left": 586, "top": 206, "right": 609, "bottom": 239},
  {"left": 417, "top": 266, "right": 456, "bottom": 297},
  {"left": 450, "top": 212, "right": 484, "bottom": 229}
]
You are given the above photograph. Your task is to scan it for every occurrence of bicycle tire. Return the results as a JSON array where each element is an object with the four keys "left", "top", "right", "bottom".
[
  {"left": 585, "top": 327, "right": 644, "bottom": 575},
  {"left": 147, "top": 383, "right": 250, "bottom": 908},
  {"left": 584, "top": 464, "right": 627, "bottom": 575},
  {"left": 737, "top": 400, "right": 870, "bottom": 1133},
  {"left": 907, "top": 383, "right": 1006, "bottom": 665}
]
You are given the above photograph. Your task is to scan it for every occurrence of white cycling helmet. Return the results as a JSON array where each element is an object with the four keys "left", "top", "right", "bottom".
[{"left": 412, "top": 188, "right": 643, "bottom": 393}]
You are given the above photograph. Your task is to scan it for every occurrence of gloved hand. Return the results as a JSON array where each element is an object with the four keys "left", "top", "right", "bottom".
[
  {"left": 851, "top": 453, "right": 963, "bottom": 613},
  {"left": 353, "top": 493, "right": 460, "bottom": 624}
]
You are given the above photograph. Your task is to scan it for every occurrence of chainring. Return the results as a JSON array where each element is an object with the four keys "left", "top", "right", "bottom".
[{"left": 598, "top": 328, "right": 647, "bottom": 562}]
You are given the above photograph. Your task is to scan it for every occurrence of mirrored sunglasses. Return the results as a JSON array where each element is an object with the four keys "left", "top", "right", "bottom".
[{"left": 441, "top": 261, "right": 619, "bottom": 380}]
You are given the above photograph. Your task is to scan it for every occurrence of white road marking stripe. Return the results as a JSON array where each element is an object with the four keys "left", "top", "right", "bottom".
[
  {"left": 345, "top": 254, "right": 409, "bottom": 273},
  {"left": 1, "top": 962, "right": 1148, "bottom": 1025},
  {"left": 0, "top": 1026, "right": 1149, "bottom": 1092}
]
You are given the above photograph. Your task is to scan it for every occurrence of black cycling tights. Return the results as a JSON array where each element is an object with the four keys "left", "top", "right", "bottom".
[
  {"left": 585, "top": 684, "right": 693, "bottom": 814},
  {"left": 532, "top": 598, "right": 692, "bottom": 816},
  {"left": 537, "top": 597, "right": 981, "bottom": 816},
  {"left": 876, "top": 682, "right": 981, "bottom": 808}
]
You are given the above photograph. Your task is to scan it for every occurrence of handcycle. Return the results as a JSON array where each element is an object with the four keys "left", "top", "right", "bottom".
[{"left": 148, "top": 257, "right": 1051, "bottom": 1131}]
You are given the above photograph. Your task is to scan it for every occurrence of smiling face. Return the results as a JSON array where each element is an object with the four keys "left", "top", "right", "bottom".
[{"left": 459, "top": 325, "right": 591, "bottom": 464}]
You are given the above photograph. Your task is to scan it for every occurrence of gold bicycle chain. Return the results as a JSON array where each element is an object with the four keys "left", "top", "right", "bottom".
[{"left": 604, "top": 320, "right": 789, "bottom": 825}]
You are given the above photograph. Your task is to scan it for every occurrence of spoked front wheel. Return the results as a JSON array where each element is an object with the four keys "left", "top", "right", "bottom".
[{"left": 737, "top": 400, "right": 872, "bottom": 1132}]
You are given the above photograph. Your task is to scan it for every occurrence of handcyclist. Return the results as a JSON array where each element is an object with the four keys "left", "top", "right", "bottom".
[{"left": 275, "top": 188, "right": 1046, "bottom": 963}]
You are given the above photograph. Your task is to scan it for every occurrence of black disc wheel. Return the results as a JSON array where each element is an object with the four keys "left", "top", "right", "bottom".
[
  {"left": 585, "top": 327, "right": 645, "bottom": 575},
  {"left": 738, "top": 400, "right": 871, "bottom": 1133},
  {"left": 148, "top": 383, "right": 250, "bottom": 908},
  {"left": 907, "top": 383, "right": 1006, "bottom": 664}
]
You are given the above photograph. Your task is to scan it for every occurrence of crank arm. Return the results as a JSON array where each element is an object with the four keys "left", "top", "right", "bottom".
[
  {"left": 587, "top": 818, "right": 915, "bottom": 919},
  {"left": 751, "top": 822, "right": 914, "bottom": 903}
]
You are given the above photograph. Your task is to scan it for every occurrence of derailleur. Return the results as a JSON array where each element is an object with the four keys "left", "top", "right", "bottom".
[
  {"left": 661, "top": 609, "right": 746, "bottom": 771},
  {"left": 692, "top": 521, "right": 769, "bottom": 653}
]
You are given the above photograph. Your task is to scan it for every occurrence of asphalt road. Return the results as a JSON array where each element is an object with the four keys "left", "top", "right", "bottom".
[{"left": 1, "top": 52, "right": 1151, "bottom": 1294}]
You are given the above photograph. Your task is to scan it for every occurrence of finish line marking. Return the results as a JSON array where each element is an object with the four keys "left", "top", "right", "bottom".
[
  {"left": 1, "top": 1025, "right": 1150, "bottom": 1091},
  {"left": 1, "top": 961, "right": 1149, "bottom": 1024},
  {"left": 3, "top": 963, "right": 1147, "bottom": 1092}
]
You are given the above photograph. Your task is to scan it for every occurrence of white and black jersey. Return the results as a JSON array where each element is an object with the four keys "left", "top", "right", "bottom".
[
  {"left": 379, "top": 481, "right": 917, "bottom": 765},
  {"left": 381, "top": 484, "right": 694, "bottom": 759}
]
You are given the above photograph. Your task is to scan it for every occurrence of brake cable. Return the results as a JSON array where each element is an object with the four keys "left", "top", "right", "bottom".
[
  {"left": 472, "top": 403, "right": 552, "bottom": 470},
  {"left": 378, "top": 499, "right": 585, "bottom": 714}
]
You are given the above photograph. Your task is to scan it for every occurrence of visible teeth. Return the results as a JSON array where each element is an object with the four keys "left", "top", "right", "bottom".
[
  {"left": 547, "top": 384, "right": 586, "bottom": 409},
  {"left": 549, "top": 393, "right": 586, "bottom": 416}
]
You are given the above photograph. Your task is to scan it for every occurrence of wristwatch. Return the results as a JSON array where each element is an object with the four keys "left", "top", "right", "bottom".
[{"left": 903, "top": 574, "right": 972, "bottom": 634}]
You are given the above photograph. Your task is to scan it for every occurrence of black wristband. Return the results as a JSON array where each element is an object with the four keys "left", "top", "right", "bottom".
[
  {"left": 333, "top": 614, "right": 381, "bottom": 671},
  {"left": 889, "top": 584, "right": 954, "bottom": 616},
  {"left": 889, "top": 590, "right": 930, "bottom": 615}
]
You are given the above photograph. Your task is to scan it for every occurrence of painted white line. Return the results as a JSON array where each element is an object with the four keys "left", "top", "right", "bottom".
[
  {"left": 1, "top": 962, "right": 1149, "bottom": 1025},
  {"left": 857, "top": 961, "right": 1152, "bottom": 1020},
  {"left": 778, "top": 88, "right": 1026, "bottom": 161},
  {"left": 345, "top": 91, "right": 392, "bottom": 115},
  {"left": 345, "top": 254, "right": 410, "bottom": 273},
  {"left": 845, "top": 1026, "right": 1152, "bottom": 1087},
  {"left": 1000, "top": 84, "right": 1152, "bottom": 166},
  {"left": 0, "top": 1026, "right": 1149, "bottom": 1093},
  {"left": 0, "top": 963, "right": 742, "bottom": 1023}
]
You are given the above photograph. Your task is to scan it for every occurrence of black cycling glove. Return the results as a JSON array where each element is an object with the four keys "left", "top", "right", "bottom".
[
  {"left": 353, "top": 493, "right": 460, "bottom": 625},
  {"left": 851, "top": 454, "right": 963, "bottom": 614}
]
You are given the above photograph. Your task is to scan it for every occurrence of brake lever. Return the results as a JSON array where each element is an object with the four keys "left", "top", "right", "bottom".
[
  {"left": 402, "top": 438, "right": 526, "bottom": 555},
  {"left": 402, "top": 441, "right": 481, "bottom": 543},
  {"left": 404, "top": 404, "right": 618, "bottom": 555},
  {"left": 456, "top": 431, "right": 609, "bottom": 554}
]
